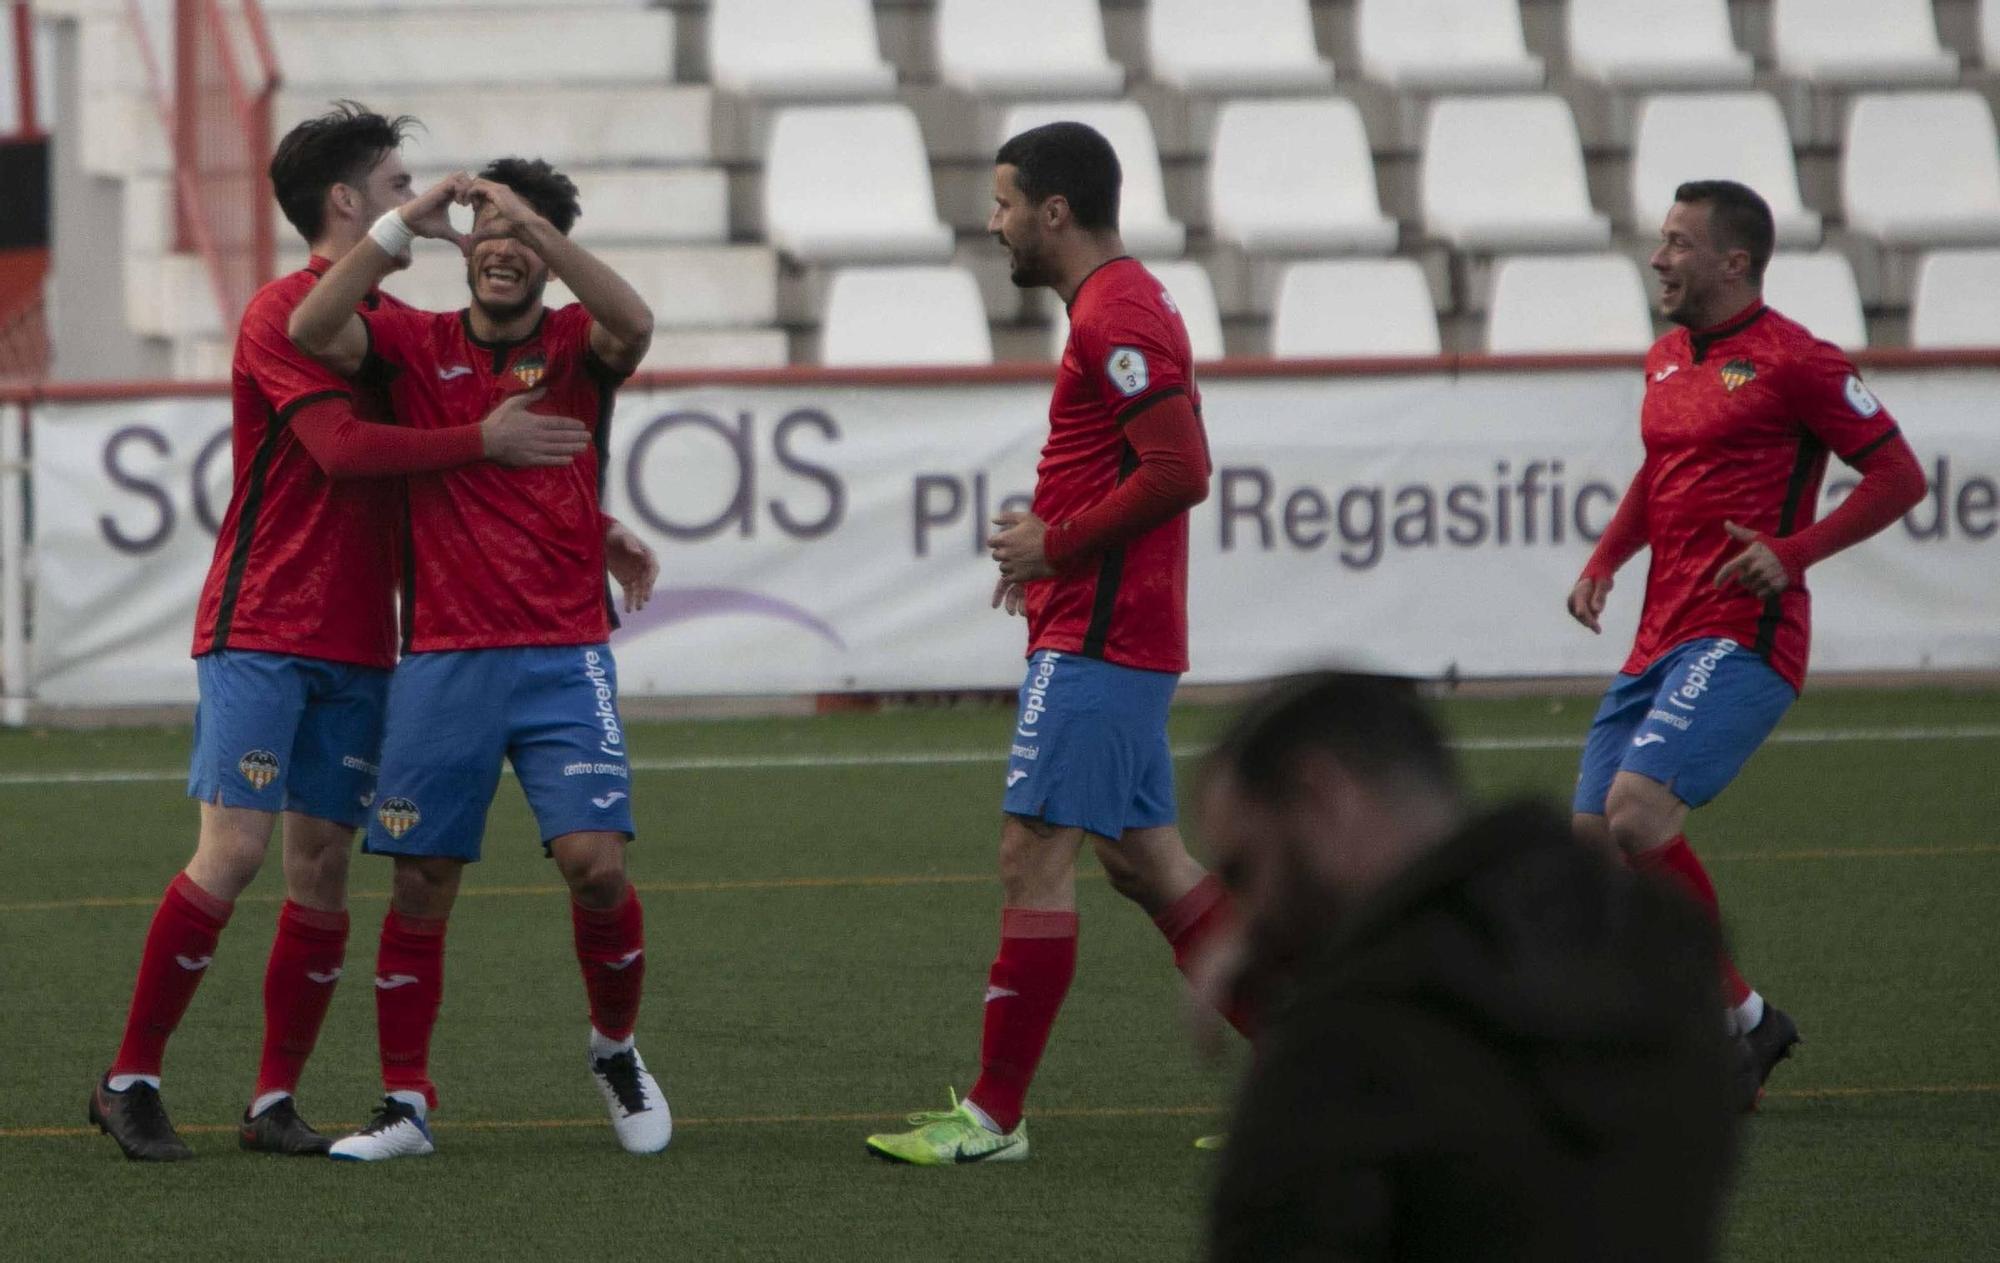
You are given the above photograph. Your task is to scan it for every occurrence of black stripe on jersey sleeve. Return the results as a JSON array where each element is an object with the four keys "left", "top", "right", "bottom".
[
  {"left": 1753, "top": 433, "right": 1827, "bottom": 659},
  {"left": 1080, "top": 442, "right": 1143, "bottom": 659},
  {"left": 1841, "top": 425, "right": 1901, "bottom": 465},
  {"left": 207, "top": 389, "right": 345, "bottom": 650},
  {"left": 1114, "top": 384, "right": 1187, "bottom": 427}
]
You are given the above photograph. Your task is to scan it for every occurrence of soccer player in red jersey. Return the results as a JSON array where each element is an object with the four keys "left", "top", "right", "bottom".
[
  {"left": 89, "top": 105, "right": 594, "bottom": 1163},
  {"left": 867, "top": 122, "right": 1246, "bottom": 1166},
  {"left": 1567, "top": 181, "right": 1926, "bottom": 1109},
  {"left": 289, "top": 158, "right": 668, "bottom": 1159}
]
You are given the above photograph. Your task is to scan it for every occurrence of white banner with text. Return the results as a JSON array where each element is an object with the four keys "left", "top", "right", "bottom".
[{"left": 29, "top": 369, "right": 2000, "bottom": 704}]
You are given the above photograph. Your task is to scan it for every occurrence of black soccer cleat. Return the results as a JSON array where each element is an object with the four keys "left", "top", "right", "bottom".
[
  {"left": 1736, "top": 1003, "right": 1802, "bottom": 1112},
  {"left": 239, "top": 1096, "right": 334, "bottom": 1156},
  {"left": 90, "top": 1076, "right": 194, "bottom": 1162}
]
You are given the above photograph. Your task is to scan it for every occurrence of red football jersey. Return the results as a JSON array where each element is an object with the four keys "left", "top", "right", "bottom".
[
  {"left": 1027, "top": 257, "right": 1204, "bottom": 674},
  {"left": 1625, "top": 302, "right": 1901, "bottom": 692},
  {"left": 360, "top": 303, "right": 621, "bottom": 652},
  {"left": 193, "top": 258, "right": 408, "bottom": 668}
]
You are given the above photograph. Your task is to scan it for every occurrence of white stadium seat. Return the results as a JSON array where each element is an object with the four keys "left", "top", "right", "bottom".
[
  {"left": 1843, "top": 92, "right": 2000, "bottom": 246},
  {"left": 764, "top": 105, "right": 953, "bottom": 263},
  {"left": 1909, "top": 250, "right": 2000, "bottom": 348},
  {"left": 1048, "top": 260, "right": 1226, "bottom": 362},
  {"left": 1566, "top": 0, "right": 1751, "bottom": 88},
  {"left": 996, "top": 103, "right": 1185, "bottom": 257},
  {"left": 935, "top": 0, "right": 1122, "bottom": 98},
  {"left": 1208, "top": 98, "right": 1398, "bottom": 254},
  {"left": 1356, "top": 0, "right": 1544, "bottom": 91},
  {"left": 1270, "top": 259, "right": 1442, "bottom": 357},
  {"left": 1486, "top": 255, "right": 1653, "bottom": 353},
  {"left": 1771, "top": 0, "right": 1959, "bottom": 86},
  {"left": 820, "top": 266, "right": 993, "bottom": 367},
  {"left": 709, "top": 0, "right": 895, "bottom": 99},
  {"left": 1763, "top": 253, "right": 1868, "bottom": 349},
  {"left": 1986, "top": 0, "right": 2000, "bottom": 69},
  {"left": 268, "top": 8, "right": 672, "bottom": 89},
  {"left": 1145, "top": 0, "right": 1334, "bottom": 93},
  {"left": 1421, "top": 96, "right": 1610, "bottom": 252},
  {"left": 1631, "top": 94, "right": 1821, "bottom": 246}
]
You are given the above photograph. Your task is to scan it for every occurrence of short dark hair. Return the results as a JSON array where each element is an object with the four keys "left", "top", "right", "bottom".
[
  {"left": 1209, "top": 673, "right": 1461, "bottom": 806},
  {"left": 1674, "top": 180, "right": 1775, "bottom": 282},
  {"left": 478, "top": 156, "right": 581, "bottom": 235},
  {"left": 994, "top": 121, "right": 1121, "bottom": 232},
  {"left": 269, "top": 101, "right": 417, "bottom": 242}
]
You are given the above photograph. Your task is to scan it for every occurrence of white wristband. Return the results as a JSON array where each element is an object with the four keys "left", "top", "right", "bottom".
[{"left": 368, "top": 209, "right": 415, "bottom": 258}]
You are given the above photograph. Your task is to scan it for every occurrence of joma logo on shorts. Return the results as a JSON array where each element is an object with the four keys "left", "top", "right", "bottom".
[
  {"left": 583, "top": 650, "right": 625, "bottom": 758},
  {"left": 1667, "top": 639, "right": 1739, "bottom": 712},
  {"left": 1016, "top": 653, "right": 1062, "bottom": 739}
]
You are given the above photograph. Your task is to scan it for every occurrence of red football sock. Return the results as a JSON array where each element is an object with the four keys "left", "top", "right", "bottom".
[
  {"left": 374, "top": 909, "right": 447, "bottom": 1110},
  {"left": 1634, "top": 835, "right": 1753, "bottom": 1007},
  {"left": 253, "top": 901, "right": 350, "bottom": 1101},
  {"left": 966, "top": 907, "right": 1078, "bottom": 1133},
  {"left": 572, "top": 885, "right": 646, "bottom": 1042},
  {"left": 1152, "top": 873, "right": 1255, "bottom": 1040},
  {"left": 110, "top": 872, "right": 235, "bottom": 1079}
]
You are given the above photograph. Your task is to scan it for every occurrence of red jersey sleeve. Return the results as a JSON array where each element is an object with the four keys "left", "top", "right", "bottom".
[
  {"left": 1783, "top": 341, "right": 1900, "bottom": 461},
  {"left": 241, "top": 289, "right": 353, "bottom": 417},
  {"left": 1068, "top": 293, "right": 1191, "bottom": 420}
]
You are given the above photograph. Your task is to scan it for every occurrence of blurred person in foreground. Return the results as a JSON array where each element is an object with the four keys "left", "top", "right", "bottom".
[{"left": 1199, "top": 673, "right": 1737, "bottom": 1262}]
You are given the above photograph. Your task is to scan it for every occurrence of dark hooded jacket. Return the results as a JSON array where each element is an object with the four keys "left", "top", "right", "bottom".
[{"left": 1209, "top": 802, "right": 1737, "bottom": 1262}]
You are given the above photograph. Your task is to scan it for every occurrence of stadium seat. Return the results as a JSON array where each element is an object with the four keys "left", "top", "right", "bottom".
[
  {"left": 1843, "top": 92, "right": 2000, "bottom": 246},
  {"left": 1566, "top": 0, "right": 1752, "bottom": 87},
  {"left": 1986, "top": 0, "right": 2000, "bottom": 69},
  {"left": 301, "top": 86, "right": 714, "bottom": 168},
  {"left": 1269, "top": 259, "right": 1442, "bottom": 357},
  {"left": 267, "top": 8, "right": 673, "bottom": 90},
  {"left": 820, "top": 266, "right": 993, "bottom": 366},
  {"left": 1770, "top": 0, "right": 1959, "bottom": 85},
  {"left": 709, "top": 0, "right": 896, "bottom": 99},
  {"left": 1909, "top": 250, "right": 2000, "bottom": 347},
  {"left": 935, "top": 0, "right": 1122, "bottom": 98},
  {"left": 1356, "top": 0, "right": 1544, "bottom": 90},
  {"left": 1208, "top": 99, "right": 1397, "bottom": 254},
  {"left": 996, "top": 103, "right": 1185, "bottom": 256},
  {"left": 1421, "top": 96, "right": 1610, "bottom": 251},
  {"left": 1144, "top": 0, "right": 1334, "bottom": 93},
  {"left": 764, "top": 105, "right": 953, "bottom": 263},
  {"left": 1763, "top": 253, "right": 1868, "bottom": 349},
  {"left": 1630, "top": 94, "right": 1821, "bottom": 246},
  {"left": 1048, "top": 260, "right": 1226, "bottom": 362},
  {"left": 1486, "top": 255, "right": 1653, "bottom": 353}
]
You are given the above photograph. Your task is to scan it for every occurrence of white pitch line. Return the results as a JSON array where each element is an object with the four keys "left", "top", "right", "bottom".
[{"left": 1, "top": 724, "right": 1996, "bottom": 787}]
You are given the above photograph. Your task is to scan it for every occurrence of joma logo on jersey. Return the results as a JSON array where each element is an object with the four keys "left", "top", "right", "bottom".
[
  {"left": 377, "top": 797, "right": 421, "bottom": 839},
  {"left": 238, "top": 749, "right": 280, "bottom": 791},
  {"left": 512, "top": 353, "right": 547, "bottom": 388},
  {"left": 1719, "top": 358, "right": 1757, "bottom": 392}
]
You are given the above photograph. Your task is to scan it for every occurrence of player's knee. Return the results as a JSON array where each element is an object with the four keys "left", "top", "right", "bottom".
[
  {"left": 998, "top": 817, "right": 1073, "bottom": 904},
  {"left": 554, "top": 838, "right": 628, "bottom": 907},
  {"left": 189, "top": 809, "right": 275, "bottom": 898},
  {"left": 1090, "top": 837, "right": 1155, "bottom": 904},
  {"left": 390, "top": 857, "right": 461, "bottom": 919},
  {"left": 1604, "top": 782, "right": 1681, "bottom": 856}
]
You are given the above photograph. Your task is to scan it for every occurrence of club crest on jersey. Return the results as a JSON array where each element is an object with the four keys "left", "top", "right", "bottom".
[
  {"left": 237, "top": 749, "right": 280, "bottom": 791},
  {"left": 377, "top": 797, "right": 421, "bottom": 839},
  {"left": 511, "top": 352, "right": 547, "bottom": 388},
  {"left": 1106, "top": 346, "right": 1149, "bottom": 397},
  {"left": 1719, "top": 358, "right": 1756, "bottom": 392}
]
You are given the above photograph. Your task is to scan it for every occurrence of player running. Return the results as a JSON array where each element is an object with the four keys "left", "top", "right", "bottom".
[
  {"left": 89, "top": 104, "right": 593, "bottom": 1163},
  {"left": 289, "top": 157, "right": 667, "bottom": 1159},
  {"left": 1567, "top": 180, "right": 1926, "bottom": 1109},
  {"left": 866, "top": 122, "right": 1248, "bottom": 1167}
]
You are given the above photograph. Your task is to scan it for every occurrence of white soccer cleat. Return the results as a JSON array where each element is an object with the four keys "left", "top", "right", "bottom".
[
  {"left": 590, "top": 1045, "right": 672, "bottom": 1155},
  {"left": 328, "top": 1096, "right": 435, "bottom": 1162}
]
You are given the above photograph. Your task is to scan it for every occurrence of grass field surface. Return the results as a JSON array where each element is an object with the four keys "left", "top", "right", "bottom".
[{"left": 0, "top": 686, "right": 1994, "bottom": 1261}]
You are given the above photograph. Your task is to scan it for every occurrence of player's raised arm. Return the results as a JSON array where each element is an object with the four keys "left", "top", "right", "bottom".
[
  {"left": 465, "top": 177, "right": 653, "bottom": 376},
  {"left": 290, "top": 172, "right": 470, "bottom": 374}
]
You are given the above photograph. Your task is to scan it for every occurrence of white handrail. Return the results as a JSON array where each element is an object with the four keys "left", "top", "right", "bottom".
[{"left": 0, "top": 399, "right": 25, "bottom": 726}]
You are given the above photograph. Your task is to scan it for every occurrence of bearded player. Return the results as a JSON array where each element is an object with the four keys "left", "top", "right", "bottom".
[
  {"left": 1567, "top": 180, "right": 1926, "bottom": 1108},
  {"left": 866, "top": 122, "right": 1249, "bottom": 1166},
  {"left": 290, "top": 157, "right": 666, "bottom": 1159},
  {"left": 89, "top": 104, "right": 594, "bottom": 1162}
]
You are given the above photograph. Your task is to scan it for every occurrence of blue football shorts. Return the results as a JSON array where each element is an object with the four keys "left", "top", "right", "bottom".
[
  {"left": 363, "top": 643, "right": 636, "bottom": 862},
  {"left": 188, "top": 649, "right": 390, "bottom": 828},
  {"left": 1001, "top": 648, "right": 1180, "bottom": 841},
  {"left": 1573, "top": 636, "right": 1797, "bottom": 815}
]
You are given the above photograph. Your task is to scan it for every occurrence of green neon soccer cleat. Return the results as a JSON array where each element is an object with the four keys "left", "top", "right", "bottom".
[{"left": 865, "top": 1090, "right": 1029, "bottom": 1166}]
